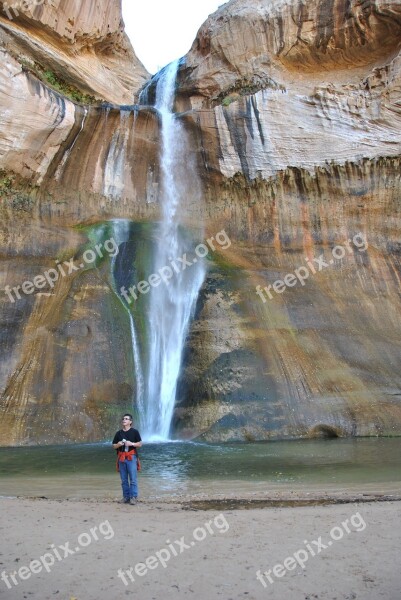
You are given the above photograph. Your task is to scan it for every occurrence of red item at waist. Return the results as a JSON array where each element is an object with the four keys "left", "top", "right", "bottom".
[{"left": 116, "top": 449, "right": 137, "bottom": 471}]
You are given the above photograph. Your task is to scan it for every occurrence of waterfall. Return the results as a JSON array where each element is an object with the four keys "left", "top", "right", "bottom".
[
  {"left": 102, "top": 62, "right": 205, "bottom": 440},
  {"left": 142, "top": 60, "right": 205, "bottom": 440}
]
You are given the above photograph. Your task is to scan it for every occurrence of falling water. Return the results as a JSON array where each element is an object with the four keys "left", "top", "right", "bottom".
[
  {"left": 142, "top": 60, "right": 205, "bottom": 440},
  {"left": 79, "top": 69, "right": 204, "bottom": 439}
]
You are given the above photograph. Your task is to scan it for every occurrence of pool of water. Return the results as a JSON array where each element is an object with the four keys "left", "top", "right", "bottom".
[{"left": 0, "top": 438, "right": 400, "bottom": 500}]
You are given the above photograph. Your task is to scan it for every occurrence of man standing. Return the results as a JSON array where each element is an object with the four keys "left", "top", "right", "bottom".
[{"left": 112, "top": 414, "right": 142, "bottom": 505}]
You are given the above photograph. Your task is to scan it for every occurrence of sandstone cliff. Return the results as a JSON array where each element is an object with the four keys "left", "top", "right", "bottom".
[
  {"left": 179, "top": 0, "right": 401, "bottom": 103},
  {"left": 1, "top": 0, "right": 401, "bottom": 444},
  {"left": 172, "top": 0, "right": 401, "bottom": 440},
  {"left": 0, "top": 0, "right": 148, "bottom": 104}
]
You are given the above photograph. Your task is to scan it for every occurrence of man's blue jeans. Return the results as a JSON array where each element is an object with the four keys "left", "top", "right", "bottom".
[{"left": 119, "top": 456, "right": 138, "bottom": 499}]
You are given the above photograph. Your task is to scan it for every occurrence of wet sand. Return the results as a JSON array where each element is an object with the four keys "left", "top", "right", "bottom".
[{"left": 0, "top": 494, "right": 400, "bottom": 600}]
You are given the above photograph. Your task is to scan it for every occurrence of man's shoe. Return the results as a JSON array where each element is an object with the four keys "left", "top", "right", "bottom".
[
  {"left": 129, "top": 498, "right": 137, "bottom": 505},
  {"left": 118, "top": 498, "right": 130, "bottom": 504}
]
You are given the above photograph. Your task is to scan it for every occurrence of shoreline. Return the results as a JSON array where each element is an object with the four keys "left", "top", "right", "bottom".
[{"left": 2, "top": 489, "right": 401, "bottom": 508}]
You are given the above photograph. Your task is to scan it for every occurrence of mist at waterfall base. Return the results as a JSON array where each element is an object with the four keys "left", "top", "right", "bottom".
[{"left": 0, "top": 438, "right": 400, "bottom": 500}]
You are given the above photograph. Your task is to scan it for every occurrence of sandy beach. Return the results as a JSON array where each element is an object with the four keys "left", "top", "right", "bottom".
[{"left": 0, "top": 495, "right": 400, "bottom": 600}]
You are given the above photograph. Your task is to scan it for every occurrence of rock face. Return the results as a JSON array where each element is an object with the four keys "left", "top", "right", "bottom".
[
  {"left": 0, "top": 47, "right": 159, "bottom": 192},
  {"left": 171, "top": 0, "right": 401, "bottom": 440},
  {"left": 179, "top": 0, "right": 401, "bottom": 103},
  {"left": 0, "top": 0, "right": 148, "bottom": 104},
  {"left": 1, "top": 0, "right": 401, "bottom": 444}
]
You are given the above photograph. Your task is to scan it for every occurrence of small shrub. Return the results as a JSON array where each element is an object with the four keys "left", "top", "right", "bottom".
[
  {"left": 222, "top": 93, "right": 240, "bottom": 107},
  {"left": 0, "top": 170, "right": 34, "bottom": 211},
  {"left": 41, "top": 69, "right": 98, "bottom": 105},
  {"left": 217, "top": 76, "right": 286, "bottom": 107},
  {"left": 0, "top": 172, "right": 13, "bottom": 192}
]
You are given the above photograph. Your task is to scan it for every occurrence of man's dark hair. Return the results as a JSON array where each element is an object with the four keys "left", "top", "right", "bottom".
[{"left": 123, "top": 413, "right": 133, "bottom": 422}]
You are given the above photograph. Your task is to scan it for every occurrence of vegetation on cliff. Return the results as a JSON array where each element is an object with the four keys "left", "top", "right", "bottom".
[
  {"left": 20, "top": 59, "right": 101, "bottom": 105},
  {"left": 0, "top": 170, "right": 34, "bottom": 211}
]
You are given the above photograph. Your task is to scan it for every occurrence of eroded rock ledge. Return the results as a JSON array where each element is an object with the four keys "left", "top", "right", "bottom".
[
  {"left": 178, "top": 0, "right": 401, "bottom": 104},
  {"left": 0, "top": 0, "right": 149, "bottom": 104}
]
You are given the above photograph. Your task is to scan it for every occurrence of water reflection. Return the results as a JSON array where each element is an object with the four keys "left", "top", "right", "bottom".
[
  {"left": 0, "top": 438, "right": 400, "bottom": 500},
  {"left": 145, "top": 441, "right": 190, "bottom": 492}
]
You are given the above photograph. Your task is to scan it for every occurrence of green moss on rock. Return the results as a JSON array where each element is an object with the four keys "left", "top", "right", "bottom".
[{"left": 20, "top": 59, "right": 101, "bottom": 105}]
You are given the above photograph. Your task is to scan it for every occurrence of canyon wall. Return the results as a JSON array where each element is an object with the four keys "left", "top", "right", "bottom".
[
  {"left": 1, "top": 0, "right": 401, "bottom": 444},
  {"left": 0, "top": 0, "right": 148, "bottom": 103},
  {"left": 171, "top": 0, "right": 401, "bottom": 440}
]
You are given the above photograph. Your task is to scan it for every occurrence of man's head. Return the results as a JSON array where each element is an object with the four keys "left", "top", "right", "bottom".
[{"left": 122, "top": 414, "right": 133, "bottom": 428}]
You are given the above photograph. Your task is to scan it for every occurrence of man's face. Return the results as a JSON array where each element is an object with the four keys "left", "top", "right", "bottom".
[{"left": 122, "top": 416, "right": 132, "bottom": 428}]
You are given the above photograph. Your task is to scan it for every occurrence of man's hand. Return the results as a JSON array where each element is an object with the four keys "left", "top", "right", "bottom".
[{"left": 119, "top": 441, "right": 124, "bottom": 447}]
